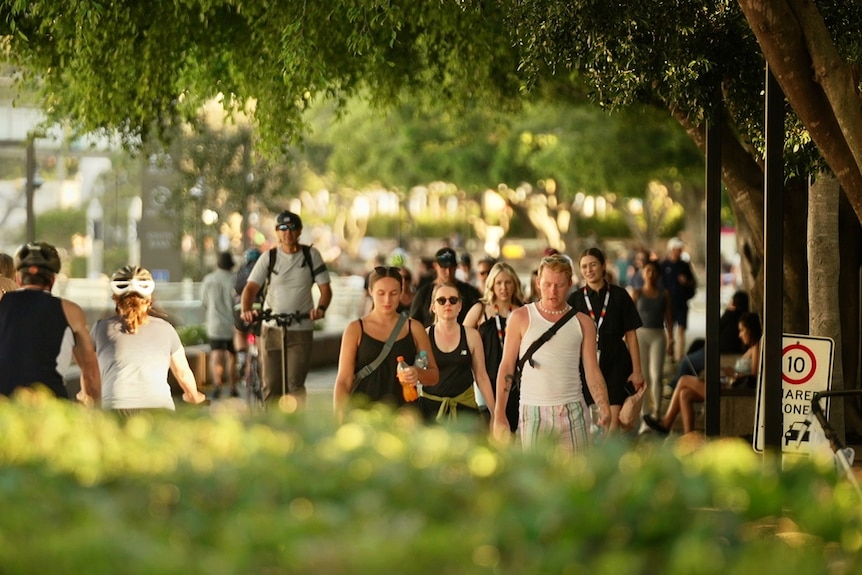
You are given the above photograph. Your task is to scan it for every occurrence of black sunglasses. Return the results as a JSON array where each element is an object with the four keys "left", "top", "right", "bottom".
[
  {"left": 374, "top": 266, "right": 403, "bottom": 279},
  {"left": 435, "top": 296, "right": 460, "bottom": 305},
  {"left": 276, "top": 223, "right": 299, "bottom": 231}
]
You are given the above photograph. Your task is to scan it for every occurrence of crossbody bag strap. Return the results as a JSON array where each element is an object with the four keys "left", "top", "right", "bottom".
[
  {"left": 516, "top": 306, "right": 579, "bottom": 373},
  {"left": 352, "top": 312, "right": 409, "bottom": 388}
]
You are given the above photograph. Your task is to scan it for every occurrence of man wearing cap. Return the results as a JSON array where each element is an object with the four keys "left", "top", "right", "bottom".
[
  {"left": 660, "top": 237, "right": 697, "bottom": 362},
  {"left": 0, "top": 242, "right": 101, "bottom": 401},
  {"left": 240, "top": 211, "right": 332, "bottom": 407},
  {"left": 201, "top": 252, "right": 239, "bottom": 398},
  {"left": 410, "top": 247, "right": 481, "bottom": 327}
]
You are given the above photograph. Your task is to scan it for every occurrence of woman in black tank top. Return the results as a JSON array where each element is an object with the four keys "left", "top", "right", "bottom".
[
  {"left": 463, "top": 261, "right": 525, "bottom": 431},
  {"left": 333, "top": 266, "right": 439, "bottom": 421},
  {"left": 421, "top": 283, "right": 496, "bottom": 424}
]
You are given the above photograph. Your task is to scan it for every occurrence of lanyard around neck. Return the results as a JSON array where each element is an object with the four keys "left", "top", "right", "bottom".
[
  {"left": 583, "top": 285, "right": 610, "bottom": 342},
  {"left": 493, "top": 304, "right": 511, "bottom": 347}
]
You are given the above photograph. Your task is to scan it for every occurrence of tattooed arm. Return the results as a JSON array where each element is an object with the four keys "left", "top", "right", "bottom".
[{"left": 493, "top": 306, "right": 528, "bottom": 440}]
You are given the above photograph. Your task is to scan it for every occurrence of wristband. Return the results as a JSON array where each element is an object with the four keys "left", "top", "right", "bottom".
[{"left": 318, "top": 304, "right": 328, "bottom": 312}]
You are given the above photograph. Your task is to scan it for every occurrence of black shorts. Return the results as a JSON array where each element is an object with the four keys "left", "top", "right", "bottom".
[{"left": 209, "top": 338, "right": 235, "bottom": 353}]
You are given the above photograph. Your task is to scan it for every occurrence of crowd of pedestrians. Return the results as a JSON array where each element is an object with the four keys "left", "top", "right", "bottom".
[{"left": 0, "top": 223, "right": 758, "bottom": 453}]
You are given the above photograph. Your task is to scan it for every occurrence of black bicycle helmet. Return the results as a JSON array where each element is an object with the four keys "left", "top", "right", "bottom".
[
  {"left": 110, "top": 265, "right": 155, "bottom": 297},
  {"left": 15, "top": 242, "right": 61, "bottom": 274}
]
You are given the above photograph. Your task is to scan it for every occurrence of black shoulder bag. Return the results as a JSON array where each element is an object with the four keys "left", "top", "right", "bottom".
[
  {"left": 352, "top": 313, "right": 409, "bottom": 390},
  {"left": 511, "top": 307, "right": 579, "bottom": 392}
]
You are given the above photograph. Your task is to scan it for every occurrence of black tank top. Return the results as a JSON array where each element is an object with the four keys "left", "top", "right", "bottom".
[
  {"left": 352, "top": 318, "right": 417, "bottom": 406},
  {"left": 428, "top": 325, "right": 473, "bottom": 397},
  {"left": 0, "top": 290, "right": 70, "bottom": 397},
  {"left": 477, "top": 310, "right": 505, "bottom": 390}
]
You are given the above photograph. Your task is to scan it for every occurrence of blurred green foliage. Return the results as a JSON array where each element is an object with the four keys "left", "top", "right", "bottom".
[
  {"left": 0, "top": 392, "right": 860, "bottom": 574},
  {"left": 175, "top": 324, "right": 208, "bottom": 346}
]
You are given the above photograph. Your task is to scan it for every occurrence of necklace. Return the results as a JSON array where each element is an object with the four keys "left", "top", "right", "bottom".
[{"left": 537, "top": 301, "right": 570, "bottom": 315}]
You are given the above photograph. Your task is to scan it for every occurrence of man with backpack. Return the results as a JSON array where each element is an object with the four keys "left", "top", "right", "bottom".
[{"left": 240, "top": 211, "right": 332, "bottom": 408}]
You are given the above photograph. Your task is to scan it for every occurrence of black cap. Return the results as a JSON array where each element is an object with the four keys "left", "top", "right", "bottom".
[
  {"left": 435, "top": 247, "right": 457, "bottom": 268},
  {"left": 276, "top": 211, "right": 302, "bottom": 230}
]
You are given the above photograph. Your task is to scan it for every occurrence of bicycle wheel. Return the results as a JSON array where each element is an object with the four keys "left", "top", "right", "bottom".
[{"left": 245, "top": 354, "right": 266, "bottom": 412}]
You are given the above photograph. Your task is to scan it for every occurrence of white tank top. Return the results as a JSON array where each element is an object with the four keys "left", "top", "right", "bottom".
[{"left": 519, "top": 303, "right": 585, "bottom": 406}]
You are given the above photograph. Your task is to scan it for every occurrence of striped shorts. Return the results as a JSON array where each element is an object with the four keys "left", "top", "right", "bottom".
[{"left": 519, "top": 400, "right": 591, "bottom": 454}]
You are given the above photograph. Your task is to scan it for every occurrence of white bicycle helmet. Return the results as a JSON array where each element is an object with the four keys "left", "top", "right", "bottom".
[{"left": 110, "top": 265, "right": 155, "bottom": 297}]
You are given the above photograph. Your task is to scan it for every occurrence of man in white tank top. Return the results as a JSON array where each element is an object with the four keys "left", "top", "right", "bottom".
[{"left": 493, "top": 255, "right": 609, "bottom": 454}]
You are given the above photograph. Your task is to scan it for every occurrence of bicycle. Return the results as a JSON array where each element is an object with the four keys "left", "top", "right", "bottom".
[
  {"left": 808, "top": 389, "right": 862, "bottom": 498},
  {"left": 243, "top": 329, "right": 265, "bottom": 411},
  {"left": 247, "top": 309, "right": 312, "bottom": 410}
]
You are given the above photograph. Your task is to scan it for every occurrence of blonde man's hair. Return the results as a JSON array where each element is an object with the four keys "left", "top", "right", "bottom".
[{"left": 537, "top": 254, "right": 573, "bottom": 281}]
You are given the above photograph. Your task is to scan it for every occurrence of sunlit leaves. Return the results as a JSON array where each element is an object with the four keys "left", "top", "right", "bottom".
[{"left": 1, "top": 390, "right": 862, "bottom": 573}]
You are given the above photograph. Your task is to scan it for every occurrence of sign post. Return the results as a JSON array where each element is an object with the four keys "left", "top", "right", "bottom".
[{"left": 754, "top": 334, "right": 834, "bottom": 454}]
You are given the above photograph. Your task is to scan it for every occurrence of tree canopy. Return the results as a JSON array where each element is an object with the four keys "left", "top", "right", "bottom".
[
  {"left": 4, "top": 1, "right": 862, "bottom": 283},
  {"left": 4, "top": 1, "right": 861, "bottom": 218}
]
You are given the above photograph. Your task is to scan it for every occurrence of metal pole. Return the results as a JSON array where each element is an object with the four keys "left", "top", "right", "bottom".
[
  {"left": 763, "top": 65, "right": 785, "bottom": 451},
  {"left": 26, "top": 138, "right": 36, "bottom": 242},
  {"left": 704, "top": 103, "right": 723, "bottom": 436}
]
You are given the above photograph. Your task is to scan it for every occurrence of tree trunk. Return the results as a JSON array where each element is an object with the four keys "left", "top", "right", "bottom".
[
  {"left": 738, "top": 0, "right": 862, "bottom": 226},
  {"left": 783, "top": 177, "right": 809, "bottom": 333},
  {"left": 808, "top": 172, "right": 844, "bottom": 440}
]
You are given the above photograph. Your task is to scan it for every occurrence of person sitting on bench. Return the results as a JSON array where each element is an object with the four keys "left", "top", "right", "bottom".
[{"left": 643, "top": 312, "right": 761, "bottom": 435}]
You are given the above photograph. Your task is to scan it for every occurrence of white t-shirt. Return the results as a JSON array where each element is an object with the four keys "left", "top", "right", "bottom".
[{"left": 92, "top": 316, "right": 181, "bottom": 410}]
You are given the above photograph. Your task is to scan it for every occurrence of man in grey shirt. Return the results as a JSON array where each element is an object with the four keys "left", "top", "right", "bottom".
[
  {"left": 240, "top": 211, "right": 332, "bottom": 408},
  {"left": 202, "top": 252, "right": 239, "bottom": 398}
]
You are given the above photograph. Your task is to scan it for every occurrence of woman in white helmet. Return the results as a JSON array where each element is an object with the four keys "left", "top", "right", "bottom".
[{"left": 91, "top": 265, "right": 206, "bottom": 414}]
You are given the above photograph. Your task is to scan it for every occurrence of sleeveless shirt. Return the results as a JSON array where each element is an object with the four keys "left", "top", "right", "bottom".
[
  {"left": 352, "top": 319, "right": 417, "bottom": 406},
  {"left": 478, "top": 309, "right": 505, "bottom": 389},
  {"left": 427, "top": 325, "right": 474, "bottom": 397},
  {"left": 0, "top": 289, "right": 72, "bottom": 398},
  {"left": 519, "top": 303, "right": 585, "bottom": 407}
]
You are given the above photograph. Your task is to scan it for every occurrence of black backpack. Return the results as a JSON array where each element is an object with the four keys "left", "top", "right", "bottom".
[{"left": 259, "top": 245, "right": 321, "bottom": 302}]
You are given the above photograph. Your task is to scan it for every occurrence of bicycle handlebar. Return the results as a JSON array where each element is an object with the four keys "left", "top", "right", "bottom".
[
  {"left": 811, "top": 389, "right": 862, "bottom": 452},
  {"left": 254, "top": 309, "right": 312, "bottom": 327}
]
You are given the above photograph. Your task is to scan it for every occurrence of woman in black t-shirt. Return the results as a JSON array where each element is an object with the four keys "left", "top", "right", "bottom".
[{"left": 568, "top": 247, "right": 645, "bottom": 432}]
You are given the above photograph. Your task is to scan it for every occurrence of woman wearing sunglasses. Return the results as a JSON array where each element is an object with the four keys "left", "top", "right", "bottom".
[
  {"left": 334, "top": 266, "right": 439, "bottom": 420},
  {"left": 463, "top": 261, "right": 525, "bottom": 432},
  {"left": 421, "top": 283, "right": 496, "bottom": 424},
  {"left": 91, "top": 266, "right": 207, "bottom": 414}
]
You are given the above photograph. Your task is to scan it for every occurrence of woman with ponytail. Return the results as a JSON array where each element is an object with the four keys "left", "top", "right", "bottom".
[{"left": 91, "top": 266, "right": 206, "bottom": 414}]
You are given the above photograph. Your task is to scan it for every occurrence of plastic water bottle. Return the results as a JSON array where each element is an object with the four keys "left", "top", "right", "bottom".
[
  {"left": 397, "top": 356, "right": 418, "bottom": 402},
  {"left": 413, "top": 350, "right": 428, "bottom": 395},
  {"left": 414, "top": 350, "right": 428, "bottom": 370}
]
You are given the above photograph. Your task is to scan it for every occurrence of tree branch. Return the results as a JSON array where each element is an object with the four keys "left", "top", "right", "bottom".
[{"left": 737, "top": 0, "right": 862, "bottom": 226}]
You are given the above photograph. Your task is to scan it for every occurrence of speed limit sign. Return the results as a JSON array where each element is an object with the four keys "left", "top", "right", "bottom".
[{"left": 754, "top": 334, "right": 835, "bottom": 454}]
